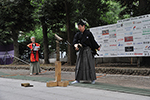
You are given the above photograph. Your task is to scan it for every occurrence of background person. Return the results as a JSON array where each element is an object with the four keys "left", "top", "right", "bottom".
[{"left": 27, "top": 36, "right": 41, "bottom": 75}]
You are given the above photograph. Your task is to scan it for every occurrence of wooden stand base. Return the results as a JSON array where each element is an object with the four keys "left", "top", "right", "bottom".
[
  {"left": 46, "top": 61, "right": 69, "bottom": 87},
  {"left": 46, "top": 81, "right": 69, "bottom": 87}
]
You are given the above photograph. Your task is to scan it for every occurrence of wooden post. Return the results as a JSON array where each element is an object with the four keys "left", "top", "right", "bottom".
[
  {"left": 55, "top": 61, "right": 61, "bottom": 82},
  {"left": 46, "top": 34, "right": 69, "bottom": 87},
  {"left": 56, "top": 40, "right": 60, "bottom": 61}
]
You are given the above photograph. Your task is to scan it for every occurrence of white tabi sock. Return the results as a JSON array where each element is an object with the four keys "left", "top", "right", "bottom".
[
  {"left": 91, "top": 80, "right": 95, "bottom": 84},
  {"left": 71, "top": 80, "right": 79, "bottom": 84}
]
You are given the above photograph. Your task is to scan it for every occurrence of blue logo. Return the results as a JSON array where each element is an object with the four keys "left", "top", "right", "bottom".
[
  {"left": 118, "top": 43, "right": 123, "bottom": 46},
  {"left": 124, "top": 32, "right": 132, "bottom": 35},
  {"left": 125, "top": 27, "right": 132, "bottom": 31},
  {"left": 105, "top": 53, "right": 108, "bottom": 56}
]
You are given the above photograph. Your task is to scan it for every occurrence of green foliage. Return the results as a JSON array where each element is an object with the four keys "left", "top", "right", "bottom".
[
  {"left": 0, "top": 0, "right": 134, "bottom": 58},
  {"left": 0, "top": 0, "right": 37, "bottom": 46},
  {"left": 18, "top": 26, "right": 56, "bottom": 55},
  {"left": 30, "top": 0, "right": 65, "bottom": 32},
  {"left": 0, "top": 0, "right": 36, "bottom": 32},
  {"left": 116, "top": 0, "right": 150, "bottom": 17},
  {"left": 101, "top": 0, "right": 130, "bottom": 24}
]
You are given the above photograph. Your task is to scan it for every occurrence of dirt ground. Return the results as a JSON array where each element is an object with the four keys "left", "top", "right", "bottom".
[{"left": 0, "top": 68, "right": 150, "bottom": 90}]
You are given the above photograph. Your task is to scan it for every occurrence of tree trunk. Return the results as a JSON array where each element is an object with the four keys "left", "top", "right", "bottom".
[
  {"left": 65, "top": 1, "right": 76, "bottom": 65},
  {"left": 12, "top": 30, "right": 19, "bottom": 63},
  {"left": 65, "top": 1, "right": 71, "bottom": 65},
  {"left": 41, "top": 17, "right": 49, "bottom": 64}
]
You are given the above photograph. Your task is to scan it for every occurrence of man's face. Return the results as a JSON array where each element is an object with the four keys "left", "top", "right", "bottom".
[
  {"left": 31, "top": 38, "right": 35, "bottom": 43},
  {"left": 78, "top": 25, "right": 85, "bottom": 33}
]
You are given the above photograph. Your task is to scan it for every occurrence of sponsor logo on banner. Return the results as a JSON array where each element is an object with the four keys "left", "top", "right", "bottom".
[
  {"left": 143, "top": 41, "right": 150, "bottom": 44},
  {"left": 104, "top": 35, "right": 109, "bottom": 38},
  {"left": 104, "top": 44, "right": 109, "bottom": 47},
  {"left": 104, "top": 39, "right": 109, "bottom": 43},
  {"left": 133, "top": 42, "right": 143, "bottom": 45},
  {"left": 144, "top": 51, "right": 150, "bottom": 56},
  {"left": 103, "top": 50, "right": 109, "bottom": 52},
  {"left": 110, "top": 49, "right": 117, "bottom": 51},
  {"left": 123, "top": 18, "right": 130, "bottom": 22},
  {"left": 124, "top": 22, "right": 132, "bottom": 26},
  {"left": 144, "top": 45, "right": 150, "bottom": 50},
  {"left": 99, "top": 54, "right": 103, "bottom": 56},
  {"left": 102, "top": 30, "right": 109, "bottom": 35},
  {"left": 116, "top": 28, "right": 123, "bottom": 32},
  {"left": 110, "top": 44, "right": 117, "bottom": 46},
  {"left": 124, "top": 32, "right": 132, "bottom": 35},
  {"left": 142, "top": 19, "right": 150, "bottom": 22},
  {"left": 109, "top": 25, "right": 116, "bottom": 29},
  {"left": 109, "top": 30, "right": 116, "bottom": 33},
  {"left": 117, "top": 33, "right": 124, "bottom": 36},
  {"left": 134, "top": 47, "right": 143, "bottom": 51},
  {"left": 118, "top": 38, "right": 124, "bottom": 41},
  {"left": 117, "top": 24, "right": 123, "bottom": 28},
  {"left": 98, "top": 35, "right": 101, "bottom": 38},
  {"left": 125, "top": 27, "right": 132, "bottom": 31},
  {"left": 118, "top": 53, "right": 125, "bottom": 55},
  {"left": 125, "top": 36, "right": 133, "bottom": 42},
  {"left": 104, "top": 53, "right": 109, "bottom": 56},
  {"left": 125, "top": 46, "right": 134, "bottom": 52},
  {"left": 131, "top": 17, "right": 138, "bottom": 20},
  {"left": 134, "top": 53, "right": 143, "bottom": 55},
  {"left": 144, "top": 36, "right": 150, "bottom": 39},
  {"left": 143, "top": 26, "right": 147, "bottom": 29},
  {"left": 109, "top": 34, "right": 116, "bottom": 38},
  {"left": 133, "top": 21, "right": 141, "bottom": 24},
  {"left": 109, "top": 39, "right": 117, "bottom": 42},
  {"left": 98, "top": 41, "right": 103, "bottom": 43},
  {"left": 143, "top": 23, "right": 150, "bottom": 27},
  {"left": 143, "top": 29, "right": 150, "bottom": 35},
  {"left": 133, "top": 26, "right": 141, "bottom": 30},
  {"left": 134, "top": 37, "right": 142, "bottom": 40},
  {"left": 102, "top": 26, "right": 109, "bottom": 30},
  {"left": 126, "top": 43, "right": 133, "bottom": 45},
  {"left": 118, "top": 43, "right": 123, "bottom": 46},
  {"left": 110, "top": 53, "right": 117, "bottom": 56},
  {"left": 133, "top": 31, "right": 142, "bottom": 35},
  {"left": 125, "top": 53, "right": 134, "bottom": 55}
]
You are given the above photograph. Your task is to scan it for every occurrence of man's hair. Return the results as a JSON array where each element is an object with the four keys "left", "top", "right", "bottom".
[
  {"left": 30, "top": 36, "right": 35, "bottom": 39},
  {"left": 77, "top": 20, "right": 86, "bottom": 26}
]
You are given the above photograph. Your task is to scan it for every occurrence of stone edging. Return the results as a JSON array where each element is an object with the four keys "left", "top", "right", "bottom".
[{"left": 0, "top": 66, "right": 150, "bottom": 76}]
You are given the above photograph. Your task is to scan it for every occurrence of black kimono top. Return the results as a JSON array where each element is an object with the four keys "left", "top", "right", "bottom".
[{"left": 73, "top": 29, "right": 100, "bottom": 51}]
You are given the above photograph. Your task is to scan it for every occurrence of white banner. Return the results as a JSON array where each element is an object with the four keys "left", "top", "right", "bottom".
[{"left": 90, "top": 14, "right": 150, "bottom": 58}]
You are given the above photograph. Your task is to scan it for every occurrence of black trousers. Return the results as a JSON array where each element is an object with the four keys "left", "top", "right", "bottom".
[{"left": 75, "top": 47, "right": 96, "bottom": 81}]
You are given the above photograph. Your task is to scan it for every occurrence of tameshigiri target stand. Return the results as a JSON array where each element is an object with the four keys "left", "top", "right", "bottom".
[{"left": 46, "top": 34, "right": 69, "bottom": 87}]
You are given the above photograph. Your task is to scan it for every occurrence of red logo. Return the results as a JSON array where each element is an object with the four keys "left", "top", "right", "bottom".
[
  {"left": 134, "top": 53, "right": 143, "bottom": 55},
  {"left": 125, "top": 36, "right": 133, "bottom": 42},
  {"left": 126, "top": 43, "right": 132, "bottom": 45},
  {"left": 110, "top": 44, "right": 117, "bottom": 46},
  {"left": 118, "top": 38, "right": 123, "bottom": 41}
]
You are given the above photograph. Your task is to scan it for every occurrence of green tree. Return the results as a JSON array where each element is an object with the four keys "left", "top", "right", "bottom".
[
  {"left": 31, "top": 0, "right": 66, "bottom": 64},
  {"left": 116, "top": 0, "right": 150, "bottom": 17},
  {"left": 0, "top": 0, "right": 36, "bottom": 63}
]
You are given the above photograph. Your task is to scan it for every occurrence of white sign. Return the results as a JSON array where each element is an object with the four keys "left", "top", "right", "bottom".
[{"left": 90, "top": 14, "right": 150, "bottom": 57}]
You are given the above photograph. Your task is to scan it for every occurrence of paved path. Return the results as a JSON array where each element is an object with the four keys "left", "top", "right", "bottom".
[
  {"left": 0, "top": 78, "right": 150, "bottom": 100},
  {"left": 0, "top": 69, "right": 150, "bottom": 96}
]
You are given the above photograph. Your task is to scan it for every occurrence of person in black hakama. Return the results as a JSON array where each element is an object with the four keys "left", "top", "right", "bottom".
[{"left": 71, "top": 20, "right": 101, "bottom": 84}]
